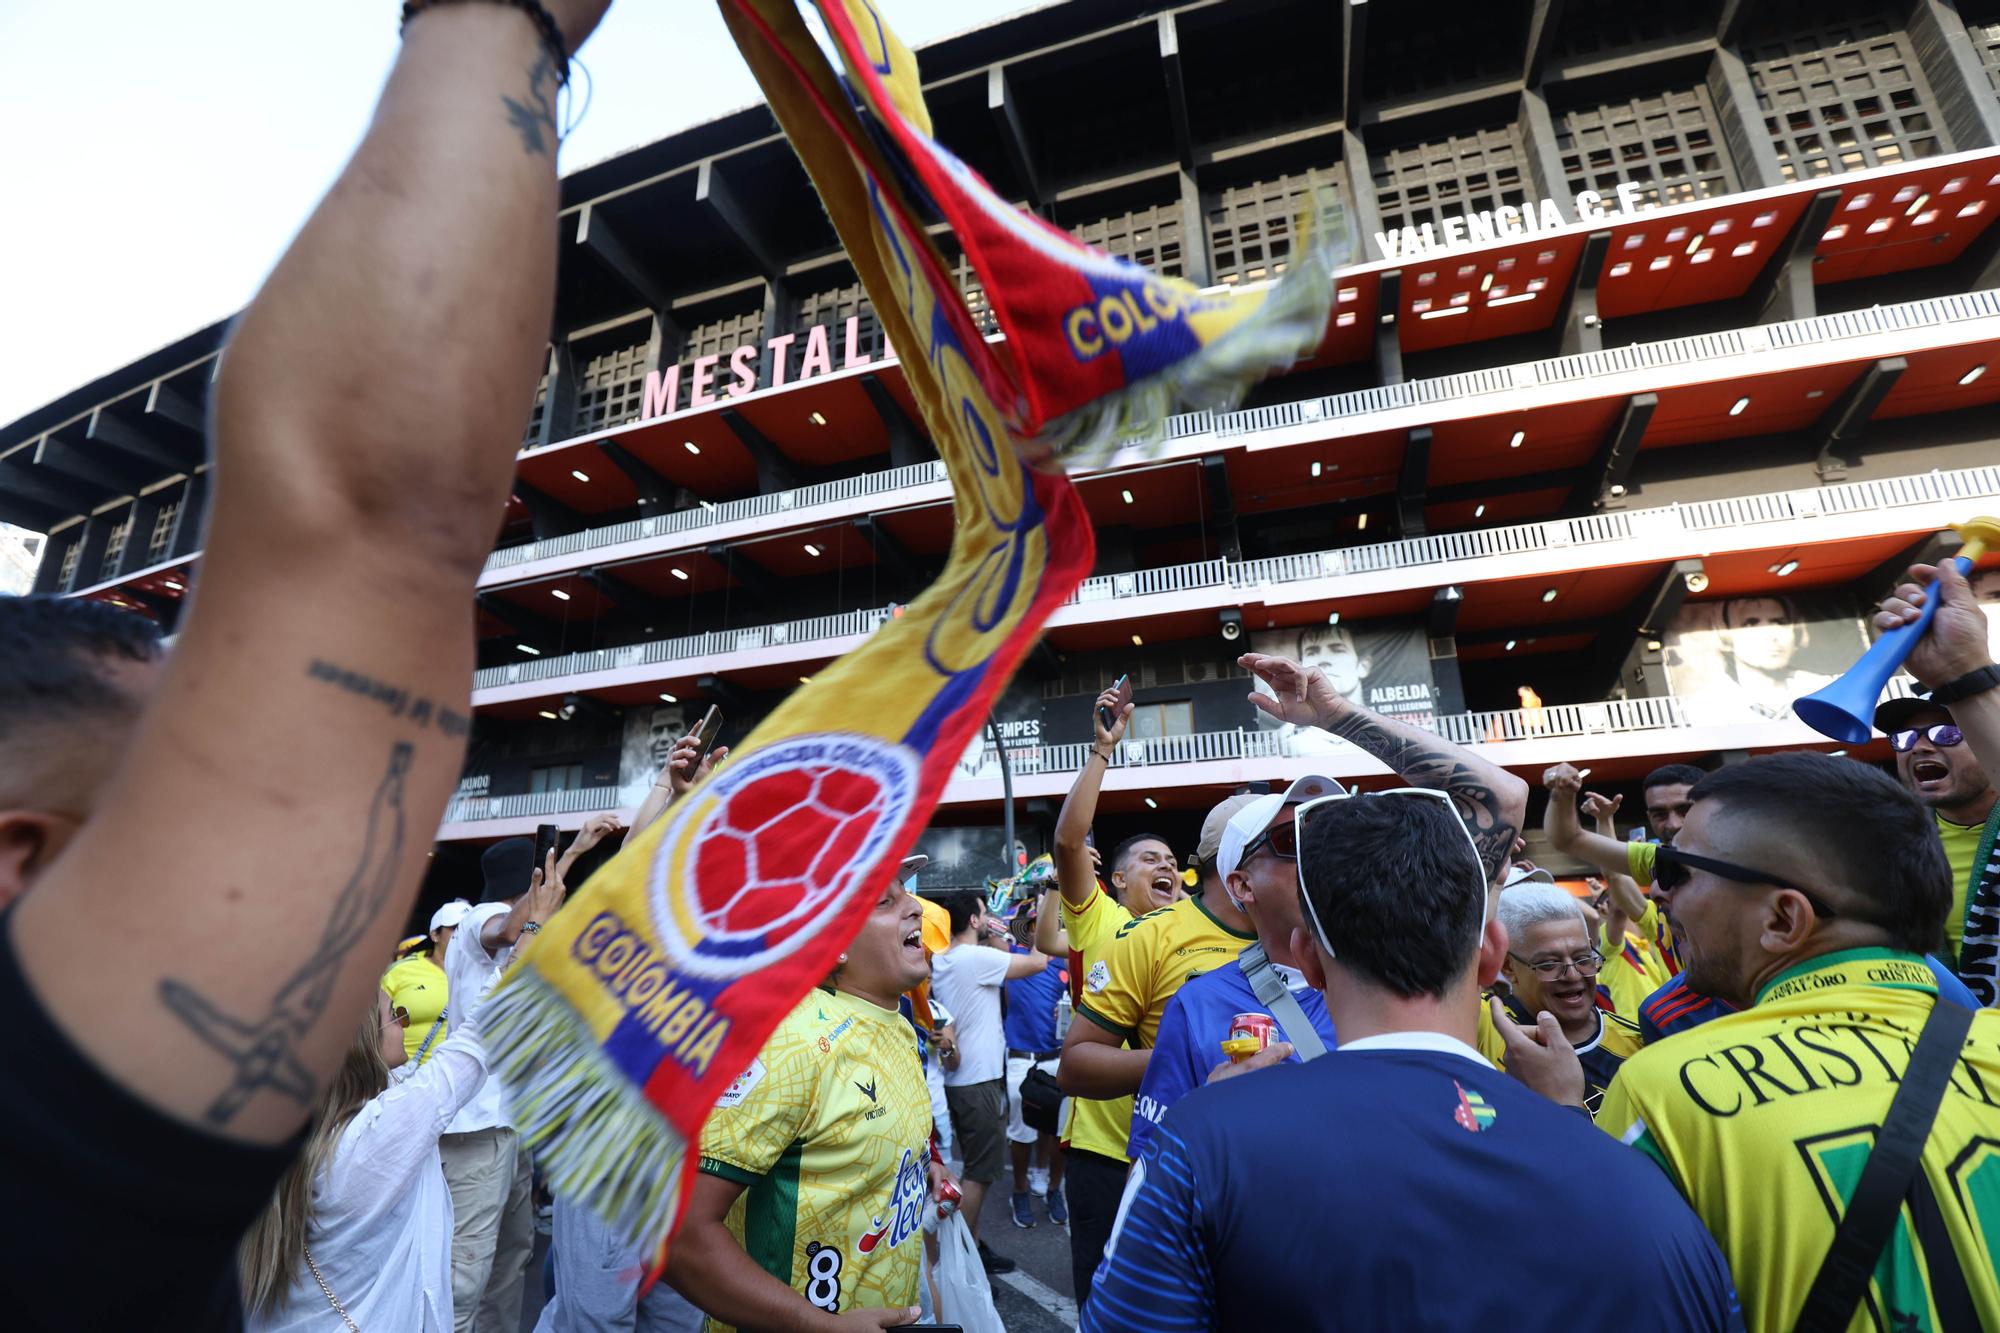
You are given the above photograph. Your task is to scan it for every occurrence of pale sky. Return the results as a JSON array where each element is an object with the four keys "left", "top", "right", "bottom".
[{"left": 0, "top": 0, "right": 1038, "bottom": 430}]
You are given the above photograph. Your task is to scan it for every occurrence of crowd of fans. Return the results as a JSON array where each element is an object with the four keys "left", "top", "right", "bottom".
[{"left": 3, "top": 4, "right": 1998, "bottom": 1331}]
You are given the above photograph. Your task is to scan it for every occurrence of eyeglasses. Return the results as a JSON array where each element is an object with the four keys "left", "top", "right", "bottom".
[
  {"left": 1890, "top": 723, "right": 1963, "bottom": 752},
  {"left": 1293, "top": 788, "right": 1490, "bottom": 959},
  {"left": 1651, "top": 843, "right": 1845, "bottom": 922},
  {"left": 1508, "top": 949, "right": 1604, "bottom": 979}
]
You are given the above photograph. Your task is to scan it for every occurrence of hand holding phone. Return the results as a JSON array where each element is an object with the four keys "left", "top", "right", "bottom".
[
  {"left": 1094, "top": 674, "right": 1133, "bottom": 745},
  {"left": 677, "top": 705, "right": 724, "bottom": 780},
  {"left": 533, "top": 822, "right": 559, "bottom": 873}
]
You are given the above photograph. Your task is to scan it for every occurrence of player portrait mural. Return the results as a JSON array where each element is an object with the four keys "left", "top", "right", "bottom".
[
  {"left": 1248, "top": 621, "right": 1437, "bottom": 753},
  {"left": 616, "top": 699, "right": 689, "bottom": 805},
  {"left": 1664, "top": 593, "right": 1868, "bottom": 725}
]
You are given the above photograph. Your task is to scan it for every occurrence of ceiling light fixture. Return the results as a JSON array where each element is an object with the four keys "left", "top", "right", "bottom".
[
  {"left": 671, "top": 568, "right": 689, "bottom": 581},
  {"left": 1961, "top": 365, "right": 1988, "bottom": 386},
  {"left": 1905, "top": 192, "right": 1930, "bottom": 218},
  {"left": 1541, "top": 587, "right": 1558, "bottom": 603},
  {"left": 810, "top": 411, "right": 827, "bottom": 425},
  {"left": 1327, "top": 611, "right": 1341, "bottom": 626},
  {"left": 1479, "top": 272, "right": 1494, "bottom": 292},
  {"left": 538, "top": 710, "right": 559, "bottom": 720},
  {"left": 684, "top": 441, "right": 701, "bottom": 454},
  {"left": 799, "top": 675, "right": 813, "bottom": 685},
  {"left": 660, "top": 692, "right": 678, "bottom": 703},
  {"left": 1504, "top": 639, "right": 1518, "bottom": 651},
  {"left": 1130, "top": 634, "right": 1144, "bottom": 646},
  {"left": 1776, "top": 559, "right": 1799, "bottom": 577},
  {"left": 804, "top": 543, "right": 822, "bottom": 556},
  {"left": 517, "top": 643, "right": 541, "bottom": 656},
  {"left": 1121, "top": 489, "right": 1135, "bottom": 504},
  {"left": 571, "top": 469, "right": 591, "bottom": 482},
  {"left": 1685, "top": 234, "right": 1704, "bottom": 256},
  {"left": 1144, "top": 797, "right": 1159, "bottom": 809},
  {"left": 1310, "top": 461, "right": 1323, "bottom": 478},
  {"left": 163, "top": 580, "right": 184, "bottom": 591},
  {"left": 551, "top": 588, "right": 571, "bottom": 601},
  {"left": 1509, "top": 430, "right": 1525, "bottom": 448},
  {"left": 1729, "top": 396, "right": 1750, "bottom": 416},
  {"left": 1474, "top": 504, "right": 1486, "bottom": 518},
  {"left": 1357, "top": 513, "right": 1368, "bottom": 530}
]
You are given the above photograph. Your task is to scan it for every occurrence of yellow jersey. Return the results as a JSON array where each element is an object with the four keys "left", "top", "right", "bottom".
[
  {"left": 696, "top": 988, "right": 931, "bottom": 1330},
  {"left": 1597, "top": 902, "right": 1675, "bottom": 1021},
  {"left": 1476, "top": 993, "right": 1643, "bottom": 1118},
  {"left": 380, "top": 954, "right": 448, "bottom": 1065},
  {"left": 1598, "top": 948, "right": 2000, "bottom": 1333},
  {"left": 1935, "top": 811, "right": 1993, "bottom": 964},
  {"left": 1059, "top": 885, "right": 1134, "bottom": 1162}
]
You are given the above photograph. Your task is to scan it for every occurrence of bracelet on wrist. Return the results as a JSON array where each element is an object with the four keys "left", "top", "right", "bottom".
[
  {"left": 521, "top": 921, "right": 543, "bottom": 935},
  {"left": 1090, "top": 747, "right": 1113, "bottom": 764},
  {"left": 401, "top": 0, "right": 570, "bottom": 84},
  {"left": 1931, "top": 663, "right": 2000, "bottom": 705}
]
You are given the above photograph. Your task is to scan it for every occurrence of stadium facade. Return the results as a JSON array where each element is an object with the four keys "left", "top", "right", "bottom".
[{"left": 8, "top": 0, "right": 2000, "bottom": 888}]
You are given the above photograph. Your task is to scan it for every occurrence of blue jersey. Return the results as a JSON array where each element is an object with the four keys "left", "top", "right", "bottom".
[
  {"left": 1083, "top": 1045, "right": 1744, "bottom": 1333},
  {"left": 1128, "top": 963, "right": 1335, "bottom": 1160},
  {"left": 1003, "top": 946, "right": 1066, "bottom": 1053},
  {"left": 1638, "top": 955, "right": 1978, "bottom": 1043}
]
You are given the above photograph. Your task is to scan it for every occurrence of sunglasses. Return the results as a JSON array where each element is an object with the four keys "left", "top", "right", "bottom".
[
  {"left": 1292, "top": 788, "right": 1490, "bottom": 958},
  {"left": 1651, "top": 843, "right": 1846, "bottom": 922},
  {"left": 1889, "top": 723, "right": 1963, "bottom": 753}
]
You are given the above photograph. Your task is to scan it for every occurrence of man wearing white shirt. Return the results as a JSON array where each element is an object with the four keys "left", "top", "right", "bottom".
[
  {"left": 928, "top": 893, "right": 1047, "bottom": 1264},
  {"left": 441, "top": 824, "right": 598, "bottom": 1332}
]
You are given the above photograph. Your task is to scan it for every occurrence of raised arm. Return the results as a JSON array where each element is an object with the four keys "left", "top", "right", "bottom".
[
  {"left": 1240, "top": 652, "right": 1529, "bottom": 881},
  {"left": 1579, "top": 789, "right": 1649, "bottom": 921},
  {"left": 629, "top": 730, "right": 729, "bottom": 838},
  {"left": 9, "top": 2, "right": 612, "bottom": 1144},
  {"left": 1540, "top": 764, "right": 1639, "bottom": 883},
  {"left": 1034, "top": 889, "right": 1069, "bottom": 956},
  {"left": 1053, "top": 684, "right": 1130, "bottom": 907},
  {"left": 1878, "top": 559, "right": 2000, "bottom": 795}
]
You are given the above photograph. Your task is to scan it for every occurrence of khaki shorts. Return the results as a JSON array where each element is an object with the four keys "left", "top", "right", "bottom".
[{"left": 943, "top": 1077, "right": 1007, "bottom": 1184}]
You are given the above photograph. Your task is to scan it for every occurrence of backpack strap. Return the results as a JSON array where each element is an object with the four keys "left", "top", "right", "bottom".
[{"left": 1237, "top": 942, "right": 1328, "bottom": 1061}]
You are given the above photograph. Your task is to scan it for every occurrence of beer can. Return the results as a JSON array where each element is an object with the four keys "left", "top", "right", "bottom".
[
  {"left": 934, "top": 1176, "right": 962, "bottom": 1218},
  {"left": 1221, "top": 1011, "right": 1276, "bottom": 1062}
]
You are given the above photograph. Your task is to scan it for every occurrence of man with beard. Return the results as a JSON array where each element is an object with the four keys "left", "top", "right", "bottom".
[{"left": 667, "top": 880, "right": 955, "bottom": 1331}]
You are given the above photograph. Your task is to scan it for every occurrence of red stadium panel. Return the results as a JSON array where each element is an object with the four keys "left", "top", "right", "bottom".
[
  {"left": 1396, "top": 236, "right": 1586, "bottom": 354},
  {"left": 1595, "top": 199, "right": 1809, "bottom": 318},
  {"left": 1812, "top": 162, "right": 2000, "bottom": 285}
]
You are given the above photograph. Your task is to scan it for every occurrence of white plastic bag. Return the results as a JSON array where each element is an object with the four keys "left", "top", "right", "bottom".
[{"left": 933, "top": 1211, "right": 1005, "bottom": 1333}]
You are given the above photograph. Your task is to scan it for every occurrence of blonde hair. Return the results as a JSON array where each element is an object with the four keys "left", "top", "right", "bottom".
[{"left": 237, "top": 1003, "right": 390, "bottom": 1316}]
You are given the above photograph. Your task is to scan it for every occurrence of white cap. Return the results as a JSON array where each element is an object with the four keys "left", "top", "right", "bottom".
[
  {"left": 1216, "top": 774, "right": 1340, "bottom": 881},
  {"left": 898, "top": 854, "right": 929, "bottom": 876},
  {"left": 429, "top": 899, "right": 473, "bottom": 933},
  {"left": 1502, "top": 864, "right": 1554, "bottom": 889}
]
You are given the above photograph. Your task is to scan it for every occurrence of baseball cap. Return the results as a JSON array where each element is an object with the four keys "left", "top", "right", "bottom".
[
  {"left": 898, "top": 853, "right": 930, "bottom": 878},
  {"left": 1216, "top": 775, "right": 1340, "bottom": 881},
  {"left": 429, "top": 899, "right": 472, "bottom": 933},
  {"left": 1502, "top": 865, "right": 1555, "bottom": 890},
  {"left": 480, "top": 837, "right": 537, "bottom": 903},
  {"left": 1194, "top": 794, "right": 1265, "bottom": 871},
  {"left": 1873, "top": 689, "right": 1950, "bottom": 736}
]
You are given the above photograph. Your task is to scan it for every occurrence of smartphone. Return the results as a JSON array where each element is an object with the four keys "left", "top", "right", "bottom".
[
  {"left": 534, "top": 822, "right": 559, "bottom": 873},
  {"left": 679, "top": 704, "right": 724, "bottom": 779},
  {"left": 1097, "top": 673, "right": 1132, "bottom": 732}
]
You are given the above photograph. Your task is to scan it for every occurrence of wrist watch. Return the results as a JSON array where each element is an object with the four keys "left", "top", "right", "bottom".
[
  {"left": 521, "top": 921, "right": 543, "bottom": 934},
  {"left": 1932, "top": 664, "right": 2000, "bottom": 705}
]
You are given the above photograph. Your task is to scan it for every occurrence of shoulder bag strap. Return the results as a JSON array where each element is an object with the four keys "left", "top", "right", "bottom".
[
  {"left": 411, "top": 1006, "right": 449, "bottom": 1064},
  {"left": 1792, "top": 996, "right": 1974, "bottom": 1333},
  {"left": 1237, "top": 942, "right": 1329, "bottom": 1062}
]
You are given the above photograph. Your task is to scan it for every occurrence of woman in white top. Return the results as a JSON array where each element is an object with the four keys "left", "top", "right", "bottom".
[{"left": 239, "top": 944, "right": 499, "bottom": 1331}]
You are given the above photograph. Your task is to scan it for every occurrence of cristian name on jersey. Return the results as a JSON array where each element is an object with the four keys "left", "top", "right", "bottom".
[
  {"left": 697, "top": 988, "right": 932, "bottom": 1330},
  {"left": 1599, "top": 948, "right": 2000, "bottom": 1332}
]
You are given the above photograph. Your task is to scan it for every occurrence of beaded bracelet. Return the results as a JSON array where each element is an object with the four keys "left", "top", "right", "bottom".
[{"left": 401, "top": 0, "right": 570, "bottom": 85}]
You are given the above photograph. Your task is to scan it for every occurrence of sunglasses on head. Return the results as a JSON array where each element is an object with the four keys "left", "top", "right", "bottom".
[
  {"left": 1889, "top": 723, "right": 1962, "bottom": 752},
  {"left": 1651, "top": 843, "right": 1845, "bottom": 921},
  {"left": 1291, "top": 788, "right": 1491, "bottom": 957}
]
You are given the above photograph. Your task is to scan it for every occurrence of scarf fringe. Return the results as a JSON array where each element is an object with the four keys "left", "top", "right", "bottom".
[
  {"left": 1038, "top": 185, "right": 1348, "bottom": 465},
  {"left": 482, "top": 970, "right": 687, "bottom": 1251}
]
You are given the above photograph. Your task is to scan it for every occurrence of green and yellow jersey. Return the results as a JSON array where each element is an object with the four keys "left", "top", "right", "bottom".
[
  {"left": 696, "top": 988, "right": 931, "bottom": 1330},
  {"left": 1935, "top": 810, "right": 1997, "bottom": 965},
  {"left": 1599, "top": 948, "right": 2000, "bottom": 1333},
  {"left": 1059, "top": 884, "right": 1135, "bottom": 1162},
  {"left": 1081, "top": 893, "right": 1256, "bottom": 1051}
]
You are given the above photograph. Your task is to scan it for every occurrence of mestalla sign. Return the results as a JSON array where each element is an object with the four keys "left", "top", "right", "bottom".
[{"left": 640, "top": 314, "right": 884, "bottom": 417}]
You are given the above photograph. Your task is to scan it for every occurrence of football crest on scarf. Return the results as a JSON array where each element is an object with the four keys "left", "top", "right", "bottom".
[{"left": 646, "top": 734, "right": 920, "bottom": 980}]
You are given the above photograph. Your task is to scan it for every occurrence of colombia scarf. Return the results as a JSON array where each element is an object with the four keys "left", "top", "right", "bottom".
[{"left": 481, "top": 0, "right": 1342, "bottom": 1252}]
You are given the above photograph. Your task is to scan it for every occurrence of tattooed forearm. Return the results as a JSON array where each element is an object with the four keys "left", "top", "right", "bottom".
[
  {"left": 161, "top": 744, "right": 413, "bottom": 1123},
  {"left": 308, "top": 658, "right": 469, "bottom": 736},
  {"left": 501, "top": 51, "right": 559, "bottom": 157},
  {"left": 1324, "top": 708, "right": 1526, "bottom": 881}
]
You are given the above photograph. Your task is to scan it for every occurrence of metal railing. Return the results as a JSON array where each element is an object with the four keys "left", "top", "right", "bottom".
[
  {"left": 483, "top": 460, "right": 951, "bottom": 573},
  {"left": 441, "top": 698, "right": 1696, "bottom": 824},
  {"left": 472, "top": 460, "right": 2000, "bottom": 693}
]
